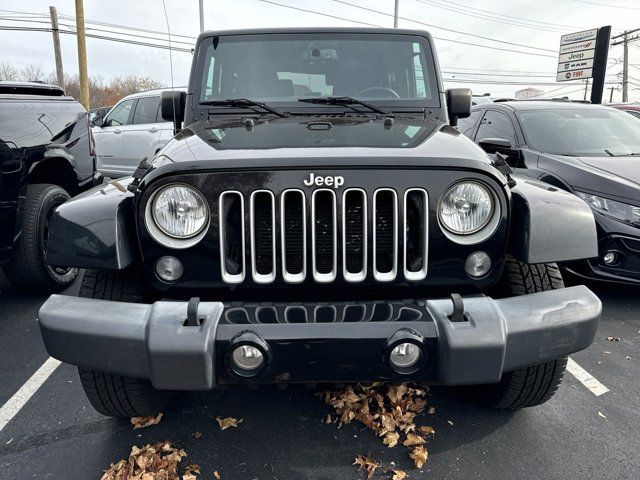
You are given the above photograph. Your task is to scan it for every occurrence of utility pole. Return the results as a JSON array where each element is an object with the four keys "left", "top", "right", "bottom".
[
  {"left": 609, "top": 85, "right": 614, "bottom": 103},
  {"left": 583, "top": 79, "right": 589, "bottom": 101},
  {"left": 75, "top": 0, "right": 90, "bottom": 110},
  {"left": 49, "top": 6, "right": 64, "bottom": 87},
  {"left": 611, "top": 28, "right": 640, "bottom": 103},
  {"left": 199, "top": 0, "right": 204, "bottom": 32},
  {"left": 394, "top": 0, "right": 399, "bottom": 28}
]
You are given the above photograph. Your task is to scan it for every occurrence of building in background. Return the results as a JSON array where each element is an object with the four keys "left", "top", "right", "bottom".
[{"left": 515, "top": 87, "right": 545, "bottom": 99}]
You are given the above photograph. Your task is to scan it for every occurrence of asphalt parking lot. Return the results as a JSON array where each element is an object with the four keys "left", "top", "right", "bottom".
[{"left": 0, "top": 272, "right": 638, "bottom": 480}]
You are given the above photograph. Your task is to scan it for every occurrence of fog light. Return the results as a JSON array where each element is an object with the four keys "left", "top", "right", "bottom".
[
  {"left": 231, "top": 345, "right": 264, "bottom": 373},
  {"left": 389, "top": 342, "right": 421, "bottom": 369},
  {"left": 465, "top": 251, "right": 491, "bottom": 278},
  {"left": 155, "top": 256, "right": 183, "bottom": 282},
  {"left": 603, "top": 252, "right": 617, "bottom": 265}
]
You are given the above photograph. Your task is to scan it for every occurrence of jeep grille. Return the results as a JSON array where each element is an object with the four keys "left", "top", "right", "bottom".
[{"left": 219, "top": 187, "right": 428, "bottom": 284}]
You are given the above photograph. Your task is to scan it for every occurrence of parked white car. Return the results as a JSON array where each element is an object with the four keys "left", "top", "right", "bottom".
[{"left": 92, "top": 88, "right": 185, "bottom": 177}]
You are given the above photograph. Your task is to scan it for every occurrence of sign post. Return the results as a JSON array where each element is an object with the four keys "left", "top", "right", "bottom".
[{"left": 556, "top": 26, "right": 611, "bottom": 103}]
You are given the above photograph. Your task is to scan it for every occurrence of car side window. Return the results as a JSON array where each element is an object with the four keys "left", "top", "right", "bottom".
[
  {"left": 457, "top": 110, "right": 481, "bottom": 139},
  {"left": 132, "top": 96, "right": 161, "bottom": 125},
  {"left": 105, "top": 99, "right": 135, "bottom": 127},
  {"left": 475, "top": 110, "right": 516, "bottom": 145}
]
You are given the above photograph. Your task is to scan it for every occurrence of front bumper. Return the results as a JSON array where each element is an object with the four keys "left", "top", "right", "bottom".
[{"left": 38, "top": 286, "right": 601, "bottom": 390}]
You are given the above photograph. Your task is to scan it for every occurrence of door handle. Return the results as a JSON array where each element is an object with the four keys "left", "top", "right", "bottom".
[
  {"left": 148, "top": 127, "right": 159, "bottom": 133},
  {"left": 113, "top": 129, "right": 122, "bottom": 134}
]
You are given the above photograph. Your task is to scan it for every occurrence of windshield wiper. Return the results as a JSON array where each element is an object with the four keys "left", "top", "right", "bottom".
[
  {"left": 200, "top": 98, "right": 287, "bottom": 118},
  {"left": 604, "top": 149, "right": 640, "bottom": 157},
  {"left": 298, "top": 96, "right": 390, "bottom": 115}
]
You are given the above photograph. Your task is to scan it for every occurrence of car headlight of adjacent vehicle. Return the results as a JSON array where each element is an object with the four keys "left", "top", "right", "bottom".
[
  {"left": 146, "top": 184, "right": 210, "bottom": 248},
  {"left": 439, "top": 181, "right": 495, "bottom": 235},
  {"left": 576, "top": 191, "right": 640, "bottom": 227}
]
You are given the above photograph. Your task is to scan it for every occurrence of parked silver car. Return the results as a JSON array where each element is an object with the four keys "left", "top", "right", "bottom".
[{"left": 92, "top": 88, "right": 185, "bottom": 177}]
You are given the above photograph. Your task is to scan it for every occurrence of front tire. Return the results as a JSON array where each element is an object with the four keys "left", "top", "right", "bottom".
[
  {"left": 77, "top": 269, "right": 175, "bottom": 417},
  {"left": 476, "top": 256, "right": 568, "bottom": 409},
  {"left": 2, "top": 184, "right": 78, "bottom": 293}
]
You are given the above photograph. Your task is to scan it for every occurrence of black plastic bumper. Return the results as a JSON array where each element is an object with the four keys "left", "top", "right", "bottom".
[{"left": 38, "top": 286, "right": 601, "bottom": 390}]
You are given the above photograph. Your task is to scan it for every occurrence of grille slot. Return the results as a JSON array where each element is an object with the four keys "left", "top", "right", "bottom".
[
  {"left": 404, "top": 189, "right": 429, "bottom": 281},
  {"left": 343, "top": 189, "right": 367, "bottom": 282},
  {"left": 281, "top": 190, "right": 306, "bottom": 283},
  {"left": 312, "top": 189, "right": 337, "bottom": 282},
  {"left": 373, "top": 188, "right": 398, "bottom": 282},
  {"left": 219, "top": 191, "right": 245, "bottom": 283},
  {"left": 250, "top": 190, "right": 276, "bottom": 283}
]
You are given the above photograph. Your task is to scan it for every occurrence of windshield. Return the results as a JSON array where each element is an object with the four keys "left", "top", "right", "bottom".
[
  {"left": 516, "top": 107, "right": 640, "bottom": 157},
  {"left": 197, "top": 33, "right": 439, "bottom": 110}
]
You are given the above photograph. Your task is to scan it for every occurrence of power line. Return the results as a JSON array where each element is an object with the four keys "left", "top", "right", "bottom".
[
  {"left": 413, "top": 0, "right": 585, "bottom": 30},
  {"left": 571, "top": 0, "right": 640, "bottom": 9},
  {"left": 331, "top": 0, "right": 557, "bottom": 53},
  {"left": 412, "top": 0, "right": 569, "bottom": 33},
  {"left": 257, "top": 0, "right": 557, "bottom": 58}
]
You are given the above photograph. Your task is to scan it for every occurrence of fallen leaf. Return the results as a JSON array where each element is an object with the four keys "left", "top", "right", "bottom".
[
  {"left": 419, "top": 426, "right": 435, "bottom": 437},
  {"left": 410, "top": 445, "right": 428, "bottom": 468},
  {"left": 353, "top": 455, "right": 382, "bottom": 480},
  {"left": 130, "top": 413, "right": 163, "bottom": 429},
  {"left": 403, "top": 433, "right": 426, "bottom": 447},
  {"left": 214, "top": 471, "right": 222, "bottom": 479},
  {"left": 183, "top": 464, "right": 201, "bottom": 480},
  {"left": 391, "top": 469, "right": 408, "bottom": 480},
  {"left": 216, "top": 416, "right": 243, "bottom": 430},
  {"left": 598, "top": 411, "right": 607, "bottom": 419},
  {"left": 607, "top": 336, "right": 620, "bottom": 342},
  {"left": 602, "top": 351, "right": 611, "bottom": 355},
  {"left": 353, "top": 454, "right": 381, "bottom": 480},
  {"left": 100, "top": 442, "right": 187, "bottom": 480},
  {"left": 427, "top": 406, "right": 436, "bottom": 415},
  {"left": 447, "top": 420, "right": 454, "bottom": 426},
  {"left": 383, "top": 431, "right": 400, "bottom": 448},
  {"left": 194, "top": 431, "right": 202, "bottom": 439}
]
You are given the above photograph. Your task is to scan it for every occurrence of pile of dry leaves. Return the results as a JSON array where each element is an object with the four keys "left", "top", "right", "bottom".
[
  {"left": 320, "top": 383, "right": 435, "bottom": 478},
  {"left": 100, "top": 441, "right": 199, "bottom": 480}
]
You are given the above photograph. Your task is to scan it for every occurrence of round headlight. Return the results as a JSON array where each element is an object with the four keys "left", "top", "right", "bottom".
[
  {"left": 152, "top": 185, "right": 208, "bottom": 238},
  {"left": 439, "top": 182, "right": 493, "bottom": 234}
]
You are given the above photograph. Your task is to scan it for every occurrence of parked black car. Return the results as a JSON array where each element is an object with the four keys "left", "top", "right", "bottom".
[
  {"left": 0, "top": 81, "right": 102, "bottom": 292},
  {"left": 459, "top": 100, "right": 640, "bottom": 284},
  {"left": 38, "top": 29, "right": 601, "bottom": 418}
]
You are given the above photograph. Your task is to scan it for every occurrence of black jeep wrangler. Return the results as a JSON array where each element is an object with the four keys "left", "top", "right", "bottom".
[
  {"left": 39, "top": 29, "right": 602, "bottom": 417},
  {"left": 0, "top": 82, "right": 101, "bottom": 292}
]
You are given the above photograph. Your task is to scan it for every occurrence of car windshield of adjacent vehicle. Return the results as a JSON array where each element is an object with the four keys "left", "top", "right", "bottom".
[
  {"left": 197, "top": 33, "right": 439, "bottom": 112},
  {"left": 516, "top": 107, "right": 640, "bottom": 157}
]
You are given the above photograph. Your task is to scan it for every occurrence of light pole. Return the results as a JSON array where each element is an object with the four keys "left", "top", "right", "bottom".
[
  {"left": 199, "top": 0, "right": 204, "bottom": 32},
  {"left": 394, "top": 0, "right": 399, "bottom": 28}
]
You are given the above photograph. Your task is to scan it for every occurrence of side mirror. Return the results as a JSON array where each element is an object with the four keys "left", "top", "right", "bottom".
[
  {"left": 92, "top": 116, "right": 104, "bottom": 127},
  {"left": 446, "top": 88, "right": 472, "bottom": 127},
  {"left": 478, "top": 137, "right": 514, "bottom": 154},
  {"left": 161, "top": 90, "right": 187, "bottom": 133}
]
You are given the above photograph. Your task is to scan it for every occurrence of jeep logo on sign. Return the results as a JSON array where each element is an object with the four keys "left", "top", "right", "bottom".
[{"left": 303, "top": 173, "right": 344, "bottom": 188}]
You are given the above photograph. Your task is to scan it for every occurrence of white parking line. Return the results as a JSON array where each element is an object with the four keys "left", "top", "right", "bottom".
[
  {"left": 566, "top": 357, "right": 609, "bottom": 397},
  {"left": 0, "top": 357, "right": 61, "bottom": 433}
]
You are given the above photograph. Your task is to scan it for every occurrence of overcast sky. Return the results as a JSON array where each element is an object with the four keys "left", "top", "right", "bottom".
[{"left": 1, "top": 0, "right": 639, "bottom": 101}]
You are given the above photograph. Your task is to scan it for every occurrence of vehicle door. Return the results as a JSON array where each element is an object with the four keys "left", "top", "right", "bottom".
[
  {"left": 122, "top": 95, "right": 164, "bottom": 174},
  {"left": 93, "top": 98, "right": 134, "bottom": 176}
]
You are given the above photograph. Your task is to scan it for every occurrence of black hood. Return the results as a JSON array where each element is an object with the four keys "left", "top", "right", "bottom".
[
  {"left": 539, "top": 153, "right": 640, "bottom": 203},
  {"left": 146, "top": 115, "right": 495, "bottom": 178}
]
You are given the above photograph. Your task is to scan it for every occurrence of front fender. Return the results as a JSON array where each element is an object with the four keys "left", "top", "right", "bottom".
[
  {"left": 509, "top": 176, "right": 598, "bottom": 264},
  {"left": 45, "top": 178, "right": 136, "bottom": 270}
]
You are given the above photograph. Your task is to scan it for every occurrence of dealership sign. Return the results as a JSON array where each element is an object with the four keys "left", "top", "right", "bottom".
[{"left": 556, "top": 29, "right": 598, "bottom": 82}]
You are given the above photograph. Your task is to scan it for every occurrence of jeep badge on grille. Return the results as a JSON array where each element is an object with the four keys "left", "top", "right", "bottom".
[{"left": 303, "top": 173, "right": 344, "bottom": 188}]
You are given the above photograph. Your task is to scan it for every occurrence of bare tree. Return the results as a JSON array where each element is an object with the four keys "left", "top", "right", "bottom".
[
  {"left": 20, "top": 64, "right": 46, "bottom": 82},
  {"left": 0, "top": 62, "right": 19, "bottom": 81}
]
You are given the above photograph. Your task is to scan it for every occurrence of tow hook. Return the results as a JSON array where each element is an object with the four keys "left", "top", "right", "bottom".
[{"left": 449, "top": 293, "right": 467, "bottom": 322}]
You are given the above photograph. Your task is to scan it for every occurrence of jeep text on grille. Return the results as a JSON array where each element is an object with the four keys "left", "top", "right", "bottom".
[{"left": 38, "top": 28, "right": 602, "bottom": 419}]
